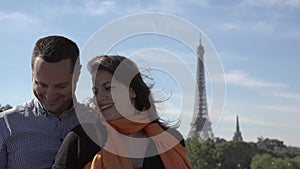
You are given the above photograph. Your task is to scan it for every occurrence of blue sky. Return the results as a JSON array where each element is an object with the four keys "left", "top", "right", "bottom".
[{"left": 1, "top": 0, "right": 300, "bottom": 147}]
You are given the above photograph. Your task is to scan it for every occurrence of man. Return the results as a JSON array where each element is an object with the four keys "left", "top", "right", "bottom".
[{"left": 0, "top": 35, "right": 91, "bottom": 169}]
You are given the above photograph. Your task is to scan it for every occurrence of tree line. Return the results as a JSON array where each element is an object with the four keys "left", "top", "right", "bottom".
[
  {"left": 185, "top": 136, "right": 300, "bottom": 169},
  {"left": 0, "top": 104, "right": 12, "bottom": 112}
]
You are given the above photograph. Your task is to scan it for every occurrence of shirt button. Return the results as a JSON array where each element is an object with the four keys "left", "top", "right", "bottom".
[
  {"left": 60, "top": 138, "right": 63, "bottom": 142},
  {"left": 58, "top": 118, "right": 62, "bottom": 121}
]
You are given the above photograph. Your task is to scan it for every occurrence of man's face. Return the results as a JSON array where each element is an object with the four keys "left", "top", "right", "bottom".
[{"left": 32, "top": 57, "right": 77, "bottom": 116}]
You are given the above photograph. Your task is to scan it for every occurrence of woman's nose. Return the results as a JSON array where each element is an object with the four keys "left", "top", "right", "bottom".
[{"left": 96, "top": 91, "right": 109, "bottom": 101}]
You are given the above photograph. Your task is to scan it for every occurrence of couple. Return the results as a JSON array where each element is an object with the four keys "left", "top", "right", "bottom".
[{"left": 0, "top": 35, "right": 192, "bottom": 169}]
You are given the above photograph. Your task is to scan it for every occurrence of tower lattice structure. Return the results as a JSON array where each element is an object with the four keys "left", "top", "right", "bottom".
[{"left": 188, "top": 37, "right": 214, "bottom": 142}]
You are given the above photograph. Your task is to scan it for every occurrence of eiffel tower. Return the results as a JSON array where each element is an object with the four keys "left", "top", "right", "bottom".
[{"left": 188, "top": 37, "right": 214, "bottom": 142}]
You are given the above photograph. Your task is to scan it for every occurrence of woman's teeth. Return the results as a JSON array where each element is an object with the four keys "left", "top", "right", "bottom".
[{"left": 100, "top": 104, "right": 114, "bottom": 111}]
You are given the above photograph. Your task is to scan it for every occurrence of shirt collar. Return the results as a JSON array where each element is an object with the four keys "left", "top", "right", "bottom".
[{"left": 33, "top": 97, "right": 79, "bottom": 117}]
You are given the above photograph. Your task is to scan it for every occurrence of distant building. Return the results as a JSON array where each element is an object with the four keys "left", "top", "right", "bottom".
[
  {"left": 215, "top": 137, "right": 227, "bottom": 144},
  {"left": 287, "top": 146, "right": 300, "bottom": 152},
  {"left": 257, "top": 137, "right": 300, "bottom": 152},
  {"left": 232, "top": 115, "right": 243, "bottom": 141},
  {"left": 257, "top": 138, "right": 286, "bottom": 151}
]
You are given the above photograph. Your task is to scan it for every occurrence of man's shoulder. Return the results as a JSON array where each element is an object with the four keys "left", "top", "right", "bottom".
[
  {"left": 0, "top": 99, "right": 36, "bottom": 136},
  {"left": 0, "top": 99, "right": 35, "bottom": 119}
]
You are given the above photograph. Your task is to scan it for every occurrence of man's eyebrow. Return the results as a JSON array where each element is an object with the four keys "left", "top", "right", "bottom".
[
  {"left": 34, "top": 80, "right": 46, "bottom": 85},
  {"left": 55, "top": 82, "right": 70, "bottom": 86},
  {"left": 102, "top": 82, "right": 111, "bottom": 86}
]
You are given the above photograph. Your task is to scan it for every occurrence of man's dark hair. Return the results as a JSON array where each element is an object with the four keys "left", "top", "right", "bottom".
[{"left": 31, "top": 35, "right": 80, "bottom": 72}]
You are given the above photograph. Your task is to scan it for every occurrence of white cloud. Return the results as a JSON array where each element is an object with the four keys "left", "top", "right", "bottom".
[
  {"left": 126, "top": 0, "right": 209, "bottom": 15},
  {"left": 283, "top": 29, "right": 300, "bottom": 38},
  {"left": 215, "top": 2, "right": 299, "bottom": 36},
  {"left": 218, "top": 113, "right": 299, "bottom": 129},
  {"left": 219, "top": 21, "right": 276, "bottom": 33},
  {"left": 238, "top": 0, "right": 300, "bottom": 8},
  {"left": 252, "top": 21, "right": 276, "bottom": 32},
  {"left": 42, "top": 0, "right": 118, "bottom": 17},
  {"left": 154, "top": 0, "right": 185, "bottom": 13},
  {"left": 224, "top": 70, "right": 287, "bottom": 88},
  {"left": 80, "top": 0, "right": 209, "bottom": 17},
  {"left": 264, "top": 91, "right": 300, "bottom": 100},
  {"left": 0, "top": 12, "right": 38, "bottom": 25},
  {"left": 260, "top": 105, "right": 300, "bottom": 114},
  {"left": 84, "top": 1, "right": 117, "bottom": 16},
  {"left": 219, "top": 22, "right": 241, "bottom": 31},
  {"left": 79, "top": 0, "right": 182, "bottom": 16},
  {"left": 238, "top": 116, "right": 279, "bottom": 127}
]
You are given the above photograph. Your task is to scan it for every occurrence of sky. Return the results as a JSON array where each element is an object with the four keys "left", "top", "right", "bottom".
[{"left": 1, "top": 0, "right": 300, "bottom": 147}]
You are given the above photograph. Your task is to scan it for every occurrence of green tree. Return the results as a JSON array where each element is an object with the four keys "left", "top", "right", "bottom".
[
  {"left": 186, "top": 137, "right": 219, "bottom": 169},
  {"left": 198, "top": 139, "right": 219, "bottom": 169},
  {"left": 216, "top": 141, "right": 259, "bottom": 169},
  {"left": 0, "top": 104, "right": 12, "bottom": 112},
  {"left": 251, "top": 153, "right": 274, "bottom": 169},
  {"left": 291, "top": 155, "right": 300, "bottom": 168},
  {"left": 186, "top": 136, "right": 300, "bottom": 169},
  {"left": 186, "top": 136, "right": 202, "bottom": 169},
  {"left": 251, "top": 153, "right": 300, "bottom": 169}
]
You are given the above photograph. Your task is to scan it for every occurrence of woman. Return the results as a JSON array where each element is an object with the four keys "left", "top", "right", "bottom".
[{"left": 52, "top": 55, "right": 192, "bottom": 169}]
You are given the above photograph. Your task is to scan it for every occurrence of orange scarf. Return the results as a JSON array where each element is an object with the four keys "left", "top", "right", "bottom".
[{"left": 84, "top": 113, "right": 192, "bottom": 169}]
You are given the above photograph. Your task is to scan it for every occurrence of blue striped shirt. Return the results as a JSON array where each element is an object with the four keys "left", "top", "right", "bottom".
[{"left": 0, "top": 98, "right": 92, "bottom": 169}]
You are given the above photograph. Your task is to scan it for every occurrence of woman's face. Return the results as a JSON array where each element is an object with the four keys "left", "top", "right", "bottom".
[{"left": 93, "top": 69, "right": 136, "bottom": 121}]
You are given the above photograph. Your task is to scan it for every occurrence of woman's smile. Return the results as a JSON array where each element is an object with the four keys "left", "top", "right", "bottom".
[{"left": 100, "top": 103, "right": 114, "bottom": 112}]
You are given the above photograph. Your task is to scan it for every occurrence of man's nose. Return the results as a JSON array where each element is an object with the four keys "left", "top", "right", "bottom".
[{"left": 46, "top": 87, "right": 58, "bottom": 100}]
